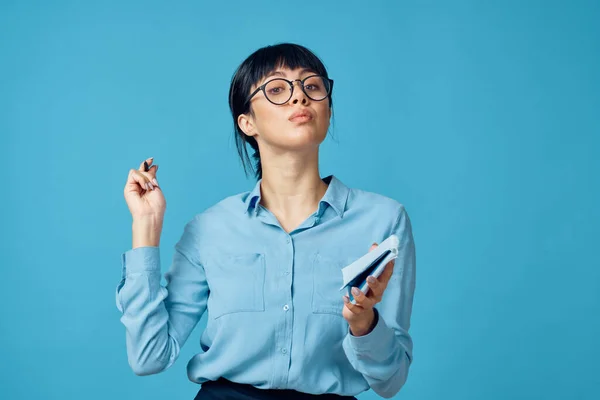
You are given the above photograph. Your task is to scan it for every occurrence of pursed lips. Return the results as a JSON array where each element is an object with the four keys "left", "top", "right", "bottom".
[{"left": 289, "top": 111, "right": 313, "bottom": 122}]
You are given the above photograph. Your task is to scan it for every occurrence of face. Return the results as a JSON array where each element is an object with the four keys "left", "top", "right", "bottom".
[{"left": 237, "top": 67, "right": 332, "bottom": 154}]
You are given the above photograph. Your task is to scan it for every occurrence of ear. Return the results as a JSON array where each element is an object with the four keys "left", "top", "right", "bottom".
[{"left": 237, "top": 113, "right": 258, "bottom": 138}]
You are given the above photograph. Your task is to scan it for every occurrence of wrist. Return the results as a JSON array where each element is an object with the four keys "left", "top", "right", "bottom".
[
  {"left": 132, "top": 216, "right": 163, "bottom": 248},
  {"left": 349, "top": 309, "right": 377, "bottom": 337}
]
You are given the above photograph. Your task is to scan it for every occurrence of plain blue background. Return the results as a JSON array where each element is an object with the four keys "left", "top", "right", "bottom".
[{"left": 1, "top": 0, "right": 598, "bottom": 399}]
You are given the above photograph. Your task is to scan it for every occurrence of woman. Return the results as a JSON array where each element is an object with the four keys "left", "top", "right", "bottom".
[{"left": 117, "top": 43, "right": 416, "bottom": 399}]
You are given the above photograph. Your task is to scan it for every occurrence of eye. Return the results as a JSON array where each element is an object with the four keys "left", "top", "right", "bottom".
[{"left": 265, "top": 80, "right": 288, "bottom": 95}]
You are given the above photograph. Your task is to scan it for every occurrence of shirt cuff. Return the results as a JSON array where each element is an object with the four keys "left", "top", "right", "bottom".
[
  {"left": 346, "top": 308, "right": 395, "bottom": 357},
  {"left": 121, "top": 246, "right": 161, "bottom": 275},
  {"left": 115, "top": 247, "right": 161, "bottom": 313}
]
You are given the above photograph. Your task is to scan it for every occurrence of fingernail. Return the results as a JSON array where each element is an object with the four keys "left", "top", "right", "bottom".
[
  {"left": 351, "top": 287, "right": 360, "bottom": 296},
  {"left": 342, "top": 295, "right": 349, "bottom": 303},
  {"left": 148, "top": 182, "right": 154, "bottom": 190},
  {"left": 367, "top": 276, "right": 376, "bottom": 284},
  {"left": 152, "top": 178, "right": 158, "bottom": 186}
]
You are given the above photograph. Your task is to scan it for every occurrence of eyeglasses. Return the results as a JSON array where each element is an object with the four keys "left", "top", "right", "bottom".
[{"left": 246, "top": 74, "right": 334, "bottom": 106}]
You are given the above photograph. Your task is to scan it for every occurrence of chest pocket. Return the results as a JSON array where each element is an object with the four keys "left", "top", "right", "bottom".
[
  {"left": 311, "top": 253, "right": 355, "bottom": 316},
  {"left": 206, "top": 253, "right": 266, "bottom": 320}
]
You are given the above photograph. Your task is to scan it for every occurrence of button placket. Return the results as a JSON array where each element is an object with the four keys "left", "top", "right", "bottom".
[{"left": 273, "top": 232, "right": 293, "bottom": 377}]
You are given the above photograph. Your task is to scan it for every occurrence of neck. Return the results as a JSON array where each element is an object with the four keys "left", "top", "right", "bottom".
[{"left": 258, "top": 149, "right": 329, "bottom": 222}]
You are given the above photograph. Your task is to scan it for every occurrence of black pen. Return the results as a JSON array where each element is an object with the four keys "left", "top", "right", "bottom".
[{"left": 144, "top": 161, "right": 150, "bottom": 172}]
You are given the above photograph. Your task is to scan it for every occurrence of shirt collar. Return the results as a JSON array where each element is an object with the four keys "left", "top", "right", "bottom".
[
  {"left": 243, "top": 178, "right": 263, "bottom": 215},
  {"left": 243, "top": 174, "right": 349, "bottom": 218}
]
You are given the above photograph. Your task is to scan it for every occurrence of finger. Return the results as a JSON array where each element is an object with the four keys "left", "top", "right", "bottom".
[
  {"left": 136, "top": 159, "right": 159, "bottom": 188},
  {"left": 369, "top": 242, "right": 378, "bottom": 252},
  {"left": 147, "top": 165, "right": 159, "bottom": 187},
  {"left": 350, "top": 287, "right": 375, "bottom": 309},
  {"left": 380, "top": 260, "right": 395, "bottom": 283},
  {"left": 139, "top": 157, "right": 154, "bottom": 172},
  {"left": 126, "top": 169, "right": 152, "bottom": 191},
  {"left": 133, "top": 169, "right": 154, "bottom": 191},
  {"left": 366, "top": 275, "right": 384, "bottom": 301},
  {"left": 343, "top": 295, "right": 365, "bottom": 315}
]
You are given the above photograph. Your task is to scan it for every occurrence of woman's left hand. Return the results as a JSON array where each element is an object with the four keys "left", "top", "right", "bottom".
[{"left": 342, "top": 242, "right": 395, "bottom": 336}]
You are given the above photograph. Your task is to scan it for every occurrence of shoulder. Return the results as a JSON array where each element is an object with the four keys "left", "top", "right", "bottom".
[
  {"left": 185, "top": 190, "right": 250, "bottom": 227},
  {"left": 346, "top": 185, "right": 409, "bottom": 222},
  {"left": 340, "top": 178, "right": 414, "bottom": 241},
  {"left": 345, "top": 186, "right": 414, "bottom": 250}
]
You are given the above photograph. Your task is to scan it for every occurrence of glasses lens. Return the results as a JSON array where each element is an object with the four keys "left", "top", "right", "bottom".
[
  {"left": 303, "top": 76, "right": 330, "bottom": 101},
  {"left": 264, "top": 79, "right": 292, "bottom": 104}
]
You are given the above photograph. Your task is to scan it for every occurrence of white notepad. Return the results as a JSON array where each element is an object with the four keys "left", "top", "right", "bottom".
[{"left": 339, "top": 234, "right": 400, "bottom": 304}]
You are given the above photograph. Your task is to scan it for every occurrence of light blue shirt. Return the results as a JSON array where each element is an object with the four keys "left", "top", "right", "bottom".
[{"left": 115, "top": 175, "right": 416, "bottom": 398}]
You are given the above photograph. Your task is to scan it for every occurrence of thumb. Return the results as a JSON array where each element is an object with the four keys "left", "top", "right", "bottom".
[{"left": 148, "top": 164, "right": 158, "bottom": 179}]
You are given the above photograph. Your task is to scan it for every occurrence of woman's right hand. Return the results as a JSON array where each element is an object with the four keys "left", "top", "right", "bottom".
[{"left": 124, "top": 157, "right": 166, "bottom": 221}]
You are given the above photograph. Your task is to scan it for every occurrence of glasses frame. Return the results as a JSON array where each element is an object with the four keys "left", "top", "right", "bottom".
[{"left": 246, "top": 74, "right": 334, "bottom": 106}]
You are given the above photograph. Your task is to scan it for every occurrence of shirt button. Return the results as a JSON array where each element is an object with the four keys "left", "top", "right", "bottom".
[
  {"left": 284, "top": 271, "right": 290, "bottom": 275},
  {"left": 283, "top": 304, "right": 289, "bottom": 311},
  {"left": 285, "top": 237, "right": 290, "bottom": 244},
  {"left": 282, "top": 348, "right": 287, "bottom": 354},
  {"left": 315, "top": 217, "right": 320, "bottom": 224}
]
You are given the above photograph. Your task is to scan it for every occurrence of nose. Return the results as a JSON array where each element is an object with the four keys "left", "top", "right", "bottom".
[{"left": 290, "top": 80, "right": 308, "bottom": 105}]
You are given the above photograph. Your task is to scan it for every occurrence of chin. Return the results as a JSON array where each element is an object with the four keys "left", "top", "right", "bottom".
[{"left": 283, "top": 127, "right": 327, "bottom": 147}]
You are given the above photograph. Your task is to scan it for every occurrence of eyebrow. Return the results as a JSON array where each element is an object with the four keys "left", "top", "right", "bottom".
[{"left": 264, "top": 68, "right": 316, "bottom": 81}]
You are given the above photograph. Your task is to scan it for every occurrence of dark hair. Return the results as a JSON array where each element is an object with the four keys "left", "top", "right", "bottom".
[{"left": 228, "top": 43, "right": 334, "bottom": 180}]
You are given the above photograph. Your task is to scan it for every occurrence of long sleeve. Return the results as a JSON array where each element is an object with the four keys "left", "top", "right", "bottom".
[
  {"left": 115, "top": 218, "right": 208, "bottom": 376},
  {"left": 342, "top": 207, "right": 416, "bottom": 398}
]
